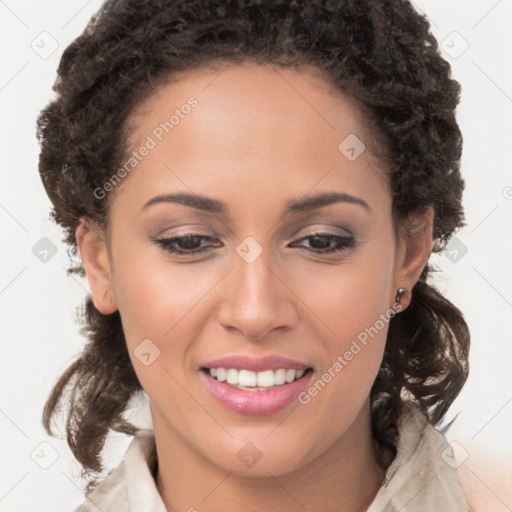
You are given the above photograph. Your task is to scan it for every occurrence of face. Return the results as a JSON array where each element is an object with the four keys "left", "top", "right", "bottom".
[{"left": 78, "top": 62, "right": 432, "bottom": 478}]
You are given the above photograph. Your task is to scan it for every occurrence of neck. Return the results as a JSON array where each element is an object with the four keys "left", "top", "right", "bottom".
[{"left": 153, "top": 401, "right": 391, "bottom": 512}]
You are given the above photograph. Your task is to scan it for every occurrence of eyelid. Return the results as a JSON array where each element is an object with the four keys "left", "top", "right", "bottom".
[
  {"left": 155, "top": 225, "right": 353, "bottom": 245},
  {"left": 155, "top": 225, "right": 216, "bottom": 238},
  {"left": 292, "top": 224, "right": 354, "bottom": 239},
  {"left": 151, "top": 229, "right": 356, "bottom": 258}
]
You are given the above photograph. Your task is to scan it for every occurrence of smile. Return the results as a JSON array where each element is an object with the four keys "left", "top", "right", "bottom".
[
  {"left": 200, "top": 367, "right": 314, "bottom": 415},
  {"left": 205, "top": 367, "right": 306, "bottom": 390}
]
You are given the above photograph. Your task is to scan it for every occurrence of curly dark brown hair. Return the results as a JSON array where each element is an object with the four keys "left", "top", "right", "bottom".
[{"left": 37, "top": 0, "right": 470, "bottom": 486}]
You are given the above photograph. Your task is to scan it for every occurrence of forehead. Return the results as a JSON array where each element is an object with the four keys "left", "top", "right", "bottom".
[
  {"left": 113, "top": 62, "right": 389, "bottom": 214},
  {"left": 130, "top": 61, "right": 367, "bottom": 142}
]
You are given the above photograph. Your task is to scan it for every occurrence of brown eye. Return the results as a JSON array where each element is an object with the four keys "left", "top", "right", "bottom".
[
  {"left": 290, "top": 232, "right": 355, "bottom": 254},
  {"left": 152, "top": 234, "right": 220, "bottom": 255}
]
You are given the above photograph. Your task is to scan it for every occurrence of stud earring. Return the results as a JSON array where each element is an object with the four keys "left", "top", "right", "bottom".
[{"left": 395, "top": 287, "right": 408, "bottom": 304}]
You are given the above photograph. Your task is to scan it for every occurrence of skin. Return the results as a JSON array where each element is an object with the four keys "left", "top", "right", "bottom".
[{"left": 76, "top": 62, "right": 433, "bottom": 512}]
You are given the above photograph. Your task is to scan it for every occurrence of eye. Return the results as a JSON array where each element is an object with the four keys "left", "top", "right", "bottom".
[
  {"left": 151, "top": 231, "right": 355, "bottom": 257},
  {"left": 151, "top": 234, "right": 220, "bottom": 255},
  {"left": 290, "top": 232, "right": 355, "bottom": 254}
]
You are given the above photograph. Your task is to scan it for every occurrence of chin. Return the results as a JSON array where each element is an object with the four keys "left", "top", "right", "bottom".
[{"left": 202, "top": 430, "right": 320, "bottom": 478}]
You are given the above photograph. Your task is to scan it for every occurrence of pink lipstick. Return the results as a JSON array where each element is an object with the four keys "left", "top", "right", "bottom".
[{"left": 200, "top": 355, "right": 313, "bottom": 415}]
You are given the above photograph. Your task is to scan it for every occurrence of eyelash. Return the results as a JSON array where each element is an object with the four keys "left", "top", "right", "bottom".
[{"left": 151, "top": 232, "right": 355, "bottom": 256}]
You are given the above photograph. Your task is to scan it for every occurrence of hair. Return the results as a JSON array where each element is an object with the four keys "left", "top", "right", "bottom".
[{"left": 37, "top": 0, "right": 470, "bottom": 486}]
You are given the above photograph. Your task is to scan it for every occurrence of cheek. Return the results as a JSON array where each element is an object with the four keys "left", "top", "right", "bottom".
[
  {"left": 110, "top": 248, "right": 209, "bottom": 401},
  {"left": 304, "top": 276, "right": 390, "bottom": 377},
  {"left": 293, "top": 246, "right": 395, "bottom": 342},
  {"left": 291, "top": 243, "right": 395, "bottom": 398},
  {"left": 110, "top": 233, "right": 212, "bottom": 342}
]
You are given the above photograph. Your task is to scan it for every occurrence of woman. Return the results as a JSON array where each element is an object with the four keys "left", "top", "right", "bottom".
[{"left": 37, "top": 0, "right": 472, "bottom": 510}]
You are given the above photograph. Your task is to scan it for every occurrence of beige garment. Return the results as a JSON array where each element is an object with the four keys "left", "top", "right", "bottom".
[
  {"left": 366, "top": 404, "right": 473, "bottom": 511},
  {"left": 74, "top": 402, "right": 472, "bottom": 511}
]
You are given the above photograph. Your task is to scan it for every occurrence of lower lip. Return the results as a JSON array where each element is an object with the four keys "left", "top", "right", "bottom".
[{"left": 200, "top": 369, "right": 313, "bottom": 415}]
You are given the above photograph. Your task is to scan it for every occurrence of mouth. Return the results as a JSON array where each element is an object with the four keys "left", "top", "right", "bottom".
[
  {"left": 200, "top": 367, "right": 313, "bottom": 391},
  {"left": 199, "top": 366, "right": 314, "bottom": 415}
]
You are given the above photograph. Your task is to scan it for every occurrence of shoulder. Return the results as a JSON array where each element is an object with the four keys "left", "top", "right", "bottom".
[
  {"left": 368, "top": 402, "right": 476, "bottom": 512},
  {"left": 72, "top": 462, "right": 128, "bottom": 512},
  {"left": 73, "top": 430, "right": 165, "bottom": 512}
]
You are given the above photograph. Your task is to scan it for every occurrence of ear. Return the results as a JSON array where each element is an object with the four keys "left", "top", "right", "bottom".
[
  {"left": 75, "top": 216, "right": 118, "bottom": 315},
  {"left": 392, "top": 206, "right": 434, "bottom": 310}
]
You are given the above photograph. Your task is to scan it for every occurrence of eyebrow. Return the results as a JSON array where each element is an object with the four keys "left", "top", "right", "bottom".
[{"left": 141, "top": 191, "right": 370, "bottom": 215}]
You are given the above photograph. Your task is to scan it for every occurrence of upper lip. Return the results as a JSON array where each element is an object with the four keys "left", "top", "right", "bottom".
[{"left": 201, "top": 355, "right": 311, "bottom": 372}]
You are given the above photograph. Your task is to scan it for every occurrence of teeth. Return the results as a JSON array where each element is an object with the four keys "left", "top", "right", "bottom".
[
  {"left": 226, "top": 369, "right": 238, "bottom": 385},
  {"left": 257, "top": 370, "right": 274, "bottom": 387},
  {"left": 239, "top": 369, "right": 257, "bottom": 387},
  {"left": 207, "top": 367, "right": 307, "bottom": 389},
  {"left": 275, "top": 369, "right": 286, "bottom": 385}
]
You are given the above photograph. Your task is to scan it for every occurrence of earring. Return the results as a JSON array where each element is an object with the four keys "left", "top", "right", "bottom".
[{"left": 395, "top": 287, "right": 408, "bottom": 304}]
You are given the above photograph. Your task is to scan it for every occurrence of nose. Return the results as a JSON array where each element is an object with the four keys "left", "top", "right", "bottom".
[{"left": 217, "top": 248, "right": 297, "bottom": 341}]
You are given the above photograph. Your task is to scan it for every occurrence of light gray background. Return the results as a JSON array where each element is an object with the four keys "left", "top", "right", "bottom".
[{"left": 1, "top": 1, "right": 511, "bottom": 510}]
